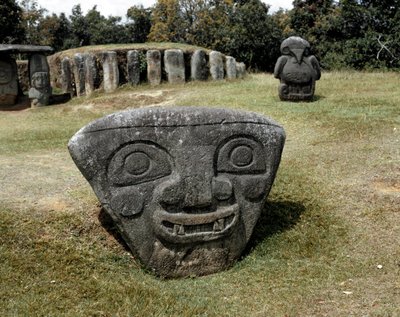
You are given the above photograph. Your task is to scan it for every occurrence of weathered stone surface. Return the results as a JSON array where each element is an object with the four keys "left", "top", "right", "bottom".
[
  {"left": 164, "top": 49, "right": 185, "bottom": 84},
  {"left": 274, "top": 36, "right": 321, "bottom": 101},
  {"left": 72, "top": 53, "right": 86, "bottom": 97},
  {"left": 209, "top": 51, "right": 224, "bottom": 80},
  {"left": 84, "top": 53, "right": 98, "bottom": 96},
  {"left": 102, "top": 51, "right": 119, "bottom": 93},
  {"left": 127, "top": 50, "right": 140, "bottom": 85},
  {"left": 68, "top": 107, "right": 285, "bottom": 277},
  {"left": 61, "top": 57, "right": 73, "bottom": 95},
  {"left": 28, "top": 54, "right": 52, "bottom": 107},
  {"left": 236, "top": 62, "right": 246, "bottom": 79},
  {"left": 225, "top": 56, "right": 237, "bottom": 79},
  {"left": 146, "top": 50, "right": 161, "bottom": 85},
  {"left": 0, "top": 56, "right": 18, "bottom": 106},
  {"left": 0, "top": 44, "right": 53, "bottom": 54},
  {"left": 190, "top": 50, "right": 208, "bottom": 81}
]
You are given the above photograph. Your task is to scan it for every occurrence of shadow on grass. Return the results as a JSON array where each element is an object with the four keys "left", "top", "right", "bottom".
[
  {"left": 98, "top": 208, "right": 131, "bottom": 252},
  {"left": 242, "top": 200, "right": 305, "bottom": 257}
]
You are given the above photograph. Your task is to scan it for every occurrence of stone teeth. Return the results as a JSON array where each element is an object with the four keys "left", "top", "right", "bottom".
[
  {"left": 173, "top": 224, "right": 180, "bottom": 235},
  {"left": 178, "top": 224, "right": 185, "bottom": 235},
  {"left": 213, "top": 219, "right": 225, "bottom": 231}
]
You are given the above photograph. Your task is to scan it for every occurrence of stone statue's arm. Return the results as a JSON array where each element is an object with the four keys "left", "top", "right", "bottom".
[
  {"left": 274, "top": 56, "right": 288, "bottom": 79},
  {"left": 310, "top": 55, "right": 321, "bottom": 80}
]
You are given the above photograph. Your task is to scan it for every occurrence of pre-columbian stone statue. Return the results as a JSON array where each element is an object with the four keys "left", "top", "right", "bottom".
[
  {"left": 69, "top": 107, "right": 285, "bottom": 277},
  {"left": 274, "top": 36, "right": 321, "bottom": 101}
]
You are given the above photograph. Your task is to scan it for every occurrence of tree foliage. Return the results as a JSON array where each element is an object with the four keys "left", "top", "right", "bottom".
[
  {"left": 2, "top": 0, "right": 400, "bottom": 71},
  {"left": 0, "top": 0, "right": 25, "bottom": 43}
]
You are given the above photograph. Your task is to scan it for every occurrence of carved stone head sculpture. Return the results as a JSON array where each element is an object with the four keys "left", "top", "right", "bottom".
[
  {"left": 29, "top": 54, "right": 52, "bottom": 107},
  {"left": 0, "top": 57, "right": 18, "bottom": 106},
  {"left": 68, "top": 107, "right": 285, "bottom": 277},
  {"left": 274, "top": 36, "right": 321, "bottom": 101}
]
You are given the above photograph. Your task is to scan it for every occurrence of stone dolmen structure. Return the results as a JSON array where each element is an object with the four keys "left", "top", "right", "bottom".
[
  {"left": 69, "top": 107, "right": 285, "bottom": 277},
  {"left": 274, "top": 36, "right": 321, "bottom": 101},
  {"left": 0, "top": 44, "right": 53, "bottom": 107},
  {"left": 50, "top": 48, "right": 246, "bottom": 98}
]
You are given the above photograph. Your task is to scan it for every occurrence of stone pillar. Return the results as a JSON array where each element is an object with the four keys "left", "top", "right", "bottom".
[
  {"left": 209, "top": 51, "right": 224, "bottom": 80},
  {"left": 73, "top": 53, "right": 85, "bottom": 97},
  {"left": 102, "top": 51, "right": 119, "bottom": 93},
  {"left": 236, "top": 62, "right": 246, "bottom": 79},
  {"left": 225, "top": 56, "right": 237, "bottom": 79},
  {"left": 61, "top": 57, "right": 73, "bottom": 96},
  {"left": 146, "top": 50, "right": 161, "bottom": 85},
  {"left": 0, "top": 56, "right": 18, "bottom": 106},
  {"left": 127, "top": 50, "right": 140, "bottom": 85},
  {"left": 190, "top": 50, "right": 208, "bottom": 81},
  {"left": 84, "top": 53, "right": 98, "bottom": 96},
  {"left": 164, "top": 49, "right": 185, "bottom": 84},
  {"left": 28, "top": 54, "right": 52, "bottom": 107}
]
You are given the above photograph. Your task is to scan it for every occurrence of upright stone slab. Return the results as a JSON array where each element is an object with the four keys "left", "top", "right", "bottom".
[
  {"left": 164, "top": 49, "right": 185, "bottom": 84},
  {"left": 209, "top": 51, "right": 224, "bottom": 80},
  {"left": 0, "top": 56, "right": 18, "bottom": 106},
  {"left": 236, "top": 62, "right": 246, "bottom": 79},
  {"left": 225, "top": 56, "right": 237, "bottom": 79},
  {"left": 68, "top": 107, "right": 285, "bottom": 278},
  {"left": 274, "top": 36, "right": 321, "bottom": 101},
  {"left": 73, "top": 53, "right": 86, "bottom": 97},
  {"left": 84, "top": 53, "right": 98, "bottom": 96},
  {"left": 61, "top": 57, "right": 73, "bottom": 96},
  {"left": 28, "top": 54, "right": 52, "bottom": 107},
  {"left": 146, "top": 50, "right": 161, "bottom": 85},
  {"left": 127, "top": 50, "right": 140, "bottom": 85},
  {"left": 190, "top": 50, "right": 208, "bottom": 81},
  {"left": 102, "top": 51, "right": 119, "bottom": 93}
]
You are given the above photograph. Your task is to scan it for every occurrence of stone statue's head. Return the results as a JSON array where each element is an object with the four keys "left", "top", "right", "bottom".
[
  {"left": 280, "top": 36, "right": 311, "bottom": 64},
  {"left": 31, "top": 72, "right": 49, "bottom": 90},
  {"left": 68, "top": 107, "right": 285, "bottom": 277}
]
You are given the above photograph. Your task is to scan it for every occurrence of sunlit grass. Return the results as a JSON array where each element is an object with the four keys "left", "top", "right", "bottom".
[{"left": 0, "top": 72, "right": 399, "bottom": 316}]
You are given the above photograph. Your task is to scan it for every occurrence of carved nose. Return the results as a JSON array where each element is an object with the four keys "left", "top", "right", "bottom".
[
  {"left": 158, "top": 174, "right": 213, "bottom": 209},
  {"left": 292, "top": 49, "right": 304, "bottom": 64}
]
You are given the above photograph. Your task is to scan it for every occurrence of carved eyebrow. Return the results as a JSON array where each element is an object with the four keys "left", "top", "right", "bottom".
[{"left": 81, "top": 121, "right": 282, "bottom": 134}]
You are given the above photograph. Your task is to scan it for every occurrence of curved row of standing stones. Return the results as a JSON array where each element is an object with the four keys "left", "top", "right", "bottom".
[{"left": 60, "top": 49, "right": 247, "bottom": 97}]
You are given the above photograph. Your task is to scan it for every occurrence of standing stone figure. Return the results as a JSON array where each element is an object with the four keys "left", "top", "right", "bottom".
[
  {"left": 274, "top": 36, "right": 321, "bottom": 101},
  {"left": 209, "top": 51, "right": 224, "bottom": 80},
  {"left": 61, "top": 57, "right": 73, "bottom": 96},
  {"left": 191, "top": 50, "right": 208, "bottom": 81},
  {"left": 164, "top": 49, "right": 185, "bottom": 84},
  {"left": 29, "top": 72, "right": 52, "bottom": 107},
  {"left": 102, "top": 51, "right": 119, "bottom": 93},
  {"left": 68, "top": 107, "right": 285, "bottom": 277},
  {"left": 127, "top": 50, "right": 140, "bottom": 85},
  {"left": 73, "top": 53, "right": 86, "bottom": 97},
  {"left": 0, "top": 56, "right": 18, "bottom": 106},
  {"left": 146, "top": 50, "right": 161, "bottom": 85},
  {"left": 28, "top": 54, "right": 52, "bottom": 107}
]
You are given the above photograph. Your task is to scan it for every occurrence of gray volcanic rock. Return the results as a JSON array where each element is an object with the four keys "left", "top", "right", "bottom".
[
  {"left": 84, "top": 53, "right": 98, "bottom": 96},
  {"left": 274, "top": 36, "right": 321, "bottom": 101},
  {"left": 0, "top": 56, "right": 18, "bottom": 106},
  {"left": 72, "top": 53, "right": 86, "bottom": 97},
  {"left": 127, "top": 50, "right": 140, "bottom": 85},
  {"left": 164, "top": 49, "right": 185, "bottom": 84},
  {"left": 146, "top": 50, "right": 161, "bottom": 85},
  {"left": 209, "top": 51, "right": 224, "bottom": 80},
  {"left": 28, "top": 54, "right": 52, "bottom": 106},
  {"left": 190, "top": 50, "right": 208, "bottom": 81},
  {"left": 61, "top": 57, "right": 73, "bottom": 95},
  {"left": 68, "top": 107, "right": 285, "bottom": 277},
  {"left": 225, "top": 56, "right": 237, "bottom": 79},
  {"left": 102, "top": 51, "right": 119, "bottom": 93}
]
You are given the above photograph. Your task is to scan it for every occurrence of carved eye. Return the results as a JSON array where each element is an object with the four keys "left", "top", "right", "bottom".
[
  {"left": 217, "top": 137, "right": 266, "bottom": 174},
  {"left": 282, "top": 47, "right": 290, "bottom": 55},
  {"left": 108, "top": 142, "right": 172, "bottom": 186},
  {"left": 304, "top": 48, "right": 310, "bottom": 56}
]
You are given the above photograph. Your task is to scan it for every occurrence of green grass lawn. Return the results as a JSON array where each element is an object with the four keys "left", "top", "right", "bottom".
[{"left": 0, "top": 72, "right": 399, "bottom": 316}]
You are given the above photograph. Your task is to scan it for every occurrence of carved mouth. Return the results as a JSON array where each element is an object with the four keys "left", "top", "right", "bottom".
[{"left": 153, "top": 204, "right": 239, "bottom": 243}]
